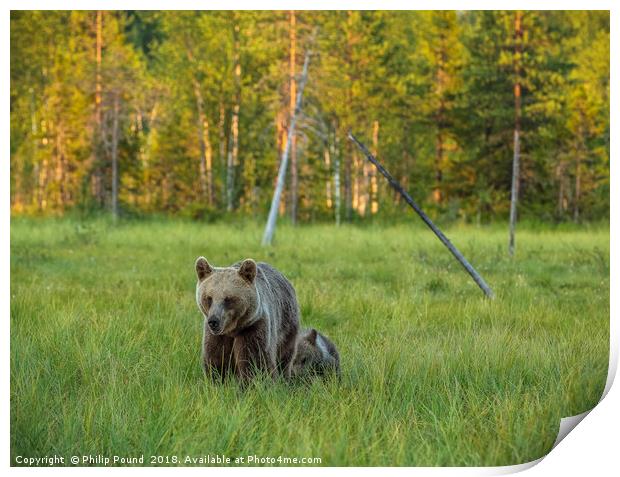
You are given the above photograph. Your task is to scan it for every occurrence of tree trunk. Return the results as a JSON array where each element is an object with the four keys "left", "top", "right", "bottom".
[
  {"left": 136, "top": 109, "right": 144, "bottom": 205},
  {"left": 573, "top": 110, "right": 585, "bottom": 222},
  {"left": 344, "top": 11, "right": 354, "bottom": 222},
  {"left": 37, "top": 113, "right": 50, "bottom": 211},
  {"left": 184, "top": 41, "right": 214, "bottom": 207},
  {"left": 324, "top": 142, "right": 332, "bottom": 209},
  {"left": 556, "top": 159, "right": 567, "bottom": 218},
  {"left": 193, "top": 83, "right": 207, "bottom": 200},
  {"left": 433, "top": 31, "right": 447, "bottom": 204},
  {"left": 227, "top": 113, "right": 238, "bottom": 212},
  {"left": 28, "top": 86, "right": 38, "bottom": 209},
  {"left": 574, "top": 154, "right": 581, "bottom": 222},
  {"left": 370, "top": 119, "right": 379, "bottom": 214},
  {"left": 289, "top": 10, "right": 298, "bottom": 225},
  {"left": 275, "top": 110, "right": 286, "bottom": 216},
  {"left": 434, "top": 130, "right": 444, "bottom": 203},
  {"left": 192, "top": 79, "right": 214, "bottom": 205},
  {"left": 55, "top": 122, "right": 66, "bottom": 209},
  {"left": 218, "top": 101, "right": 227, "bottom": 204},
  {"left": 204, "top": 119, "right": 214, "bottom": 207},
  {"left": 227, "top": 19, "right": 241, "bottom": 212},
  {"left": 359, "top": 148, "right": 369, "bottom": 216},
  {"left": 508, "top": 11, "right": 523, "bottom": 256},
  {"left": 262, "top": 48, "right": 312, "bottom": 246},
  {"left": 38, "top": 161, "right": 47, "bottom": 211},
  {"left": 143, "top": 103, "right": 158, "bottom": 208},
  {"left": 352, "top": 150, "right": 360, "bottom": 214},
  {"left": 37, "top": 156, "right": 49, "bottom": 212},
  {"left": 111, "top": 93, "right": 120, "bottom": 221},
  {"left": 344, "top": 138, "right": 352, "bottom": 221},
  {"left": 94, "top": 10, "right": 104, "bottom": 206},
  {"left": 333, "top": 124, "right": 341, "bottom": 226}
]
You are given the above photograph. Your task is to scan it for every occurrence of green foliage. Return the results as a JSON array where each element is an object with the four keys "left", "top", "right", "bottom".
[
  {"left": 10, "top": 218, "right": 609, "bottom": 465},
  {"left": 10, "top": 11, "right": 609, "bottom": 222}
]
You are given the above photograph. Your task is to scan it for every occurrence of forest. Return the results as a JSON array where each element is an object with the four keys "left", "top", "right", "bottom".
[{"left": 10, "top": 11, "right": 610, "bottom": 223}]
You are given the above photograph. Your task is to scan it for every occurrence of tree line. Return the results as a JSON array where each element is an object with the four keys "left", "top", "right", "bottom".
[{"left": 10, "top": 11, "right": 610, "bottom": 223}]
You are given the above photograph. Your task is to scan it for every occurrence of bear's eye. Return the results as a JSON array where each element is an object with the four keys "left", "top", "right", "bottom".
[
  {"left": 223, "top": 296, "right": 237, "bottom": 307},
  {"left": 204, "top": 296, "right": 212, "bottom": 308}
]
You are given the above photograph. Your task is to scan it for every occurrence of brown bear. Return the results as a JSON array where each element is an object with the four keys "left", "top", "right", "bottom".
[
  {"left": 194, "top": 257, "right": 300, "bottom": 382},
  {"left": 290, "top": 328, "right": 341, "bottom": 378}
]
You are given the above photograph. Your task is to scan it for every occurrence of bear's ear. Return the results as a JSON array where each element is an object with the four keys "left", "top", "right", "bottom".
[
  {"left": 305, "top": 328, "right": 318, "bottom": 345},
  {"left": 195, "top": 257, "right": 214, "bottom": 282},
  {"left": 238, "top": 259, "right": 257, "bottom": 284}
]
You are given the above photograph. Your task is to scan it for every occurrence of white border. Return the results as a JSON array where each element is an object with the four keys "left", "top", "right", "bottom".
[{"left": 3, "top": 1, "right": 616, "bottom": 475}]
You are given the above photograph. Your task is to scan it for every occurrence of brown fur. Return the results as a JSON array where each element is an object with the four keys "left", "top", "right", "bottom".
[
  {"left": 290, "top": 328, "right": 341, "bottom": 378},
  {"left": 195, "top": 257, "right": 300, "bottom": 383}
]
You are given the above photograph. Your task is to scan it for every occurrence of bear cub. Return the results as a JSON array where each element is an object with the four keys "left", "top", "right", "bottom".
[
  {"left": 290, "top": 328, "right": 341, "bottom": 378},
  {"left": 195, "top": 257, "right": 300, "bottom": 382}
]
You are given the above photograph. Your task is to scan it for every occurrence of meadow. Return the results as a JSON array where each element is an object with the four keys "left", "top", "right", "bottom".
[{"left": 10, "top": 217, "right": 609, "bottom": 466}]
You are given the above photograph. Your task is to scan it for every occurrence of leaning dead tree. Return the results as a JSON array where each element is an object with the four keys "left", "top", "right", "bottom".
[
  {"left": 262, "top": 42, "right": 312, "bottom": 246},
  {"left": 349, "top": 133, "right": 495, "bottom": 299}
]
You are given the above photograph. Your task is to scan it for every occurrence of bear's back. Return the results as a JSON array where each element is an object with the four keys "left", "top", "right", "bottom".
[{"left": 233, "top": 260, "right": 300, "bottom": 368}]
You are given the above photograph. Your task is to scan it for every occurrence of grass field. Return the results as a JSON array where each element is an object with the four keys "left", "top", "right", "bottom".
[{"left": 10, "top": 217, "right": 609, "bottom": 466}]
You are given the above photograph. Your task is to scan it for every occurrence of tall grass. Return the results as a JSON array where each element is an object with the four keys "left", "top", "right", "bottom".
[{"left": 10, "top": 218, "right": 609, "bottom": 466}]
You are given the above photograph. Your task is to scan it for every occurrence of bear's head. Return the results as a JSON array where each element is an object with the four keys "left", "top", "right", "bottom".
[
  {"left": 194, "top": 257, "right": 259, "bottom": 336},
  {"left": 290, "top": 329, "right": 330, "bottom": 377}
]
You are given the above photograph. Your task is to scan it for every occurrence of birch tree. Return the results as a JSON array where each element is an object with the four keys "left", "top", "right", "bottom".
[
  {"left": 508, "top": 11, "right": 523, "bottom": 256},
  {"left": 262, "top": 47, "right": 312, "bottom": 245}
]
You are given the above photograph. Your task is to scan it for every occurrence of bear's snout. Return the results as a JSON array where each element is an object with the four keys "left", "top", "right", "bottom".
[{"left": 207, "top": 317, "right": 221, "bottom": 333}]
